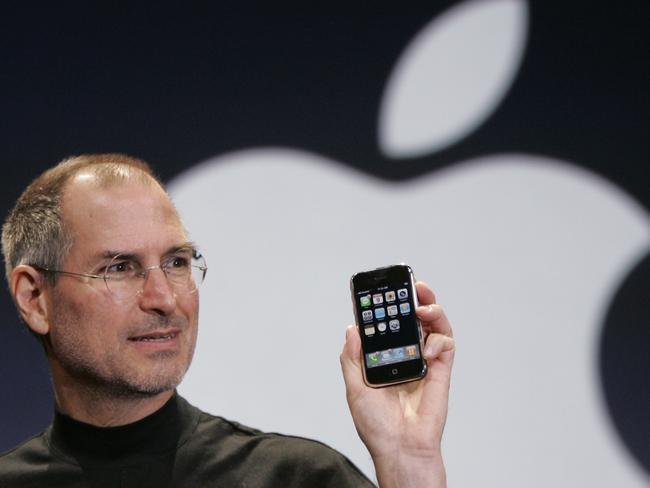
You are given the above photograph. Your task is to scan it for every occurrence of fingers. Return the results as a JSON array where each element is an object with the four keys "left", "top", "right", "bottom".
[
  {"left": 414, "top": 282, "right": 453, "bottom": 336},
  {"left": 416, "top": 303, "right": 453, "bottom": 337},
  {"left": 415, "top": 281, "right": 436, "bottom": 305},
  {"left": 418, "top": 332, "right": 455, "bottom": 420},
  {"left": 423, "top": 332, "right": 455, "bottom": 360}
]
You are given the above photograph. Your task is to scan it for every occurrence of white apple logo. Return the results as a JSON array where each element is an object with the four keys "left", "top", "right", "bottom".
[{"left": 170, "top": 0, "right": 650, "bottom": 486}]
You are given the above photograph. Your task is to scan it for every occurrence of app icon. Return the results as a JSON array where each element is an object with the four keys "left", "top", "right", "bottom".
[
  {"left": 400, "top": 302, "right": 411, "bottom": 314},
  {"left": 362, "top": 310, "right": 373, "bottom": 321},
  {"left": 360, "top": 295, "right": 372, "bottom": 308},
  {"left": 393, "top": 347, "right": 405, "bottom": 359},
  {"left": 381, "top": 349, "right": 392, "bottom": 361},
  {"left": 385, "top": 291, "right": 396, "bottom": 302},
  {"left": 364, "top": 325, "right": 375, "bottom": 336},
  {"left": 406, "top": 345, "right": 417, "bottom": 357},
  {"left": 389, "top": 319, "right": 400, "bottom": 331},
  {"left": 397, "top": 288, "right": 408, "bottom": 299},
  {"left": 372, "top": 293, "right": 384, "bottom": 305},
  {"left": 377, "top": 322, "right": 387, "bottom": 332},
  {"left": 375, "top": 307, "right": 386, "bottom": 319},
  {"left": 387, "top": 305, "right": 398, "bottom": 317},
  {"left": 368, "top": 352, "right": 379, "bottom": 364}
]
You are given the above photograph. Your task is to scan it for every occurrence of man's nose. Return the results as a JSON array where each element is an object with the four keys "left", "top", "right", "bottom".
[{"left": 137, "top": 266, "right": 176, "bottom": 315}]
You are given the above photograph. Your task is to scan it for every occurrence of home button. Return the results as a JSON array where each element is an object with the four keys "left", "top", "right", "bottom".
[{"left": 391, "top": 368, "right": 399, "bottom": 375}]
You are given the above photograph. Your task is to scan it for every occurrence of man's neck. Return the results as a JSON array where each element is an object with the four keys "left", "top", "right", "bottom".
[{"left": 53, "top": 382, "right": 175, "bottom": 427}]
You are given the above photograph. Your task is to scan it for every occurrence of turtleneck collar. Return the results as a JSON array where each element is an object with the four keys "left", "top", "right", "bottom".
[{"left": 47, "top": 392, "right": 200, "bottom": 467}]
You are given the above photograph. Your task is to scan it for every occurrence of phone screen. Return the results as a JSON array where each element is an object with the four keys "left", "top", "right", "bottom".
[{"left": 351, "top": 264, "right": 426, "bottom": 386}]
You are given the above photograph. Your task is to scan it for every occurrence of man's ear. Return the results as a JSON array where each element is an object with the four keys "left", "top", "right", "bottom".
[{"left": 10, "top": 265, "right": 51, "bottom": 336}]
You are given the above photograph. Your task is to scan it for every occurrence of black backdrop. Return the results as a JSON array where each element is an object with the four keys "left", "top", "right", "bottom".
[{"left": 0, "top": 0, "right": 648, "bottom": 476}]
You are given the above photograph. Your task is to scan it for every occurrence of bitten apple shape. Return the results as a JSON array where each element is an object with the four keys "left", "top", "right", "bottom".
[{"left": 171, "top": 150, "right": 649, "bottom": 486}]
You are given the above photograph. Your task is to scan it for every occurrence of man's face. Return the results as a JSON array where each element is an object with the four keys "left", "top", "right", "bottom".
[{"left": 45, "top": 174, "right": 199, "bottom": 397}]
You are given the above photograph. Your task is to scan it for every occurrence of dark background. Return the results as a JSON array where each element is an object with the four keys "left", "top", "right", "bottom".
[{"left": 1, "top": 0, "right": 648, "bottom": 475}]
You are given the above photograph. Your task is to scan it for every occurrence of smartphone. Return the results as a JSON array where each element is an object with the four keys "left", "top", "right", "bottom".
[{"left": 350, "top": 264, "right": 427, "bottom": 387}]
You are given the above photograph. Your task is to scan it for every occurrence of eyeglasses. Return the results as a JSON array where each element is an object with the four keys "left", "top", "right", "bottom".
[{"left": 35, "top": 247, "right": 207, "bottom": 301}]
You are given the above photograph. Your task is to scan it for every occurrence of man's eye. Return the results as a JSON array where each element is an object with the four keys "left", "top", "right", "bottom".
[
  {"left": 167, "top": 256, "right": 190, "bottom": 269},
  {"left": 106, "top": 261, "right": 136, "bottom": 274}
]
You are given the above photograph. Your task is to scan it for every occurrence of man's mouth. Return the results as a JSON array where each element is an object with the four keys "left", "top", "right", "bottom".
[{"left": 128, "top": 330, "right": 180, "bottom": 342}]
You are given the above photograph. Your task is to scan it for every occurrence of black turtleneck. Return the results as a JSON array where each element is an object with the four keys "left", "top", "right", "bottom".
[
  {"left": 49, "top": 393, "right": 198, "bottom": 470},
  {"left": 0, "top": 394, "right": 375, "bottom": 487},
  {"left": 43, "top": 393, "right": 199, "bottom": 487}
]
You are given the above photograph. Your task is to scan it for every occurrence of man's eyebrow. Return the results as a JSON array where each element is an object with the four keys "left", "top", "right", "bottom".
[
  {"left": 97, "top": 242, "right": 197, "bottom": 260},
  {"left": 99, "top": 250, "right": 136, "bottom": 260},
  {"left": 166, "top": 242, "right": 197, "bottom": 255}
]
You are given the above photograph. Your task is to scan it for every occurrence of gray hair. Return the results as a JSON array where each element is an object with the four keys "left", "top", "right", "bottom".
[{"left": 2, "top": 153, "right": 164, "bottom": 286}]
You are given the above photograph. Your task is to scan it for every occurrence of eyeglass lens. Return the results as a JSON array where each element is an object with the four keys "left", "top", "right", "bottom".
[{"left": 103, "top": 249, "right": 207, "bottom": 300}]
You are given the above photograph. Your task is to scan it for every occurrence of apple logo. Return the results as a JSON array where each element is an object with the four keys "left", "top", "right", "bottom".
[{"left": 168, "top": 0, "right": 650, "bottom": 485}]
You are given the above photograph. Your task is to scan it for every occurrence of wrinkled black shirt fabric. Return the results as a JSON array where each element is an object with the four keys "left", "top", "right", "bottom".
[{"left": 0, "top": 394, "right": 375, "bottom": 487}]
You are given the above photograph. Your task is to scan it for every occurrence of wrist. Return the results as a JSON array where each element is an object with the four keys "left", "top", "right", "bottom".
[{"left": 372, "top": 448, "right": 446, "bottom": 488}]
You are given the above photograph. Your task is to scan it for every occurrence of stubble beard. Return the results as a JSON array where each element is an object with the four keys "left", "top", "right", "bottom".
[{"left": 48, "top": 297, "right": 196, "bottom": 401}]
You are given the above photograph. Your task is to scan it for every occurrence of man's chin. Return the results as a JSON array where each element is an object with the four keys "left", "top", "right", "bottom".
[
  {"left": 124, "top": 349, "right": 192, "bottom": 394},
  {"left": 93, "top": 363, "right": 188, "bottom": 400},
  {"left": 128, "top": 369, "right": 187, "bottom": 397}
]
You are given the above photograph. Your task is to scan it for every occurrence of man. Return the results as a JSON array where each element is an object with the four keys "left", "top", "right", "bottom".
[{"left": 0, "top": 154, "right": 455, "bottom": 487}]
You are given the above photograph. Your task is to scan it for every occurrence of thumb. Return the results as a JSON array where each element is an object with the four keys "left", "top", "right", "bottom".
[{"left": 340, "top": 325, "right": 365, "bottom": 395}]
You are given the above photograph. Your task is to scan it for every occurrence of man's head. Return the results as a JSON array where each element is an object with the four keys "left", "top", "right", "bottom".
[{"left": 2, "top": 154, "right": 200, "bottom": 400}]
